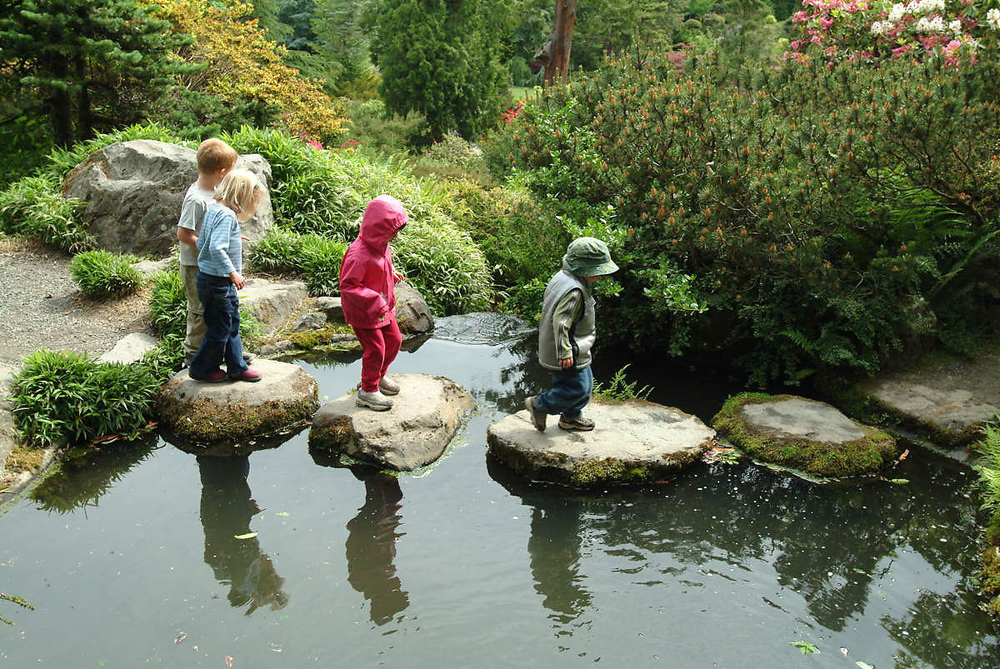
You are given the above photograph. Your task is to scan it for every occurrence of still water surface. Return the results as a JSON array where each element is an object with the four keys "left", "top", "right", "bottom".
[{"left": 1, "top": 317, "right": 997, "bottom": 667}]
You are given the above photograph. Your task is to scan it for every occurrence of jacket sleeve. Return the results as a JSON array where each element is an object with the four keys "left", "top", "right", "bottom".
[
  {"left": 552, "top": 289, "right": 584, "bottom": 361},
  {"left": 200, "top": 211, "right": 237, "bottom": 275},
  {"left": 340, "top": 254, "right": 390, "bottom": 321}
]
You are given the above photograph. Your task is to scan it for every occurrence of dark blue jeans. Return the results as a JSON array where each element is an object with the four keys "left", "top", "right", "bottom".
[
  {"left": 535, "top": 365, "right": 593, "bottom": 418},
  {"left": 189, "top": 272, "right": 248, "bottom": 379}
]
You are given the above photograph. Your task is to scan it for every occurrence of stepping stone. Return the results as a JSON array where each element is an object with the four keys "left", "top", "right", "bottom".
[
  {"left": 99, "top": 333, "right": 159, "bottom": 365},
  {"left": 487, "top": 399, "right": 716, "bottom": 487},
  {"left": 309, "top": 374, "right": 474, "bottom": 471},
  {"left": 158, "top": 359, "right": 318, "bottom": 444},
  {"left": 860, "top": 377, "right": 998, "bottom": 448},
  {"left": 713, "top": 393, "right": 897, "bottom": 478}
]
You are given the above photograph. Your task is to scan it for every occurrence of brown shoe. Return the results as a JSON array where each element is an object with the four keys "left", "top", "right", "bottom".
[
  {"left": 558, "top": 415, "right": 595, "bottom": 431},
  {"left": 524, "top": 396, "right": 547, "bottom": 432}
]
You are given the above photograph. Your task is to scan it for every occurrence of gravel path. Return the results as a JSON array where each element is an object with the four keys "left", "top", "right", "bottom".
[{"left": 0, "top": 240, "right": 152, "bottom": 367}]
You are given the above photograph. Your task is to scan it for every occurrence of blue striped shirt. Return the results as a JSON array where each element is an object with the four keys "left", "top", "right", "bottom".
[{"left": 196, "top": 204, "right": 242, "bottom": 277}]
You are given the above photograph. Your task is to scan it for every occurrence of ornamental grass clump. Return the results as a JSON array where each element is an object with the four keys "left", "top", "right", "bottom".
[
  {"left": 70, "top": 250, "right": 143, "bottom": 297},
  {"left": 486, "top": 48, "right": 1000, "bottom": 384},
  {"left": 249, "top": 229, "right": 347, "bottom": 296},
  {"left": 11, "top": 350, "right": 162, "bottom": 447},
  {"left": 149, "top": 270, "right": 187, "bottom": 338},
  {"left": 0, "top": 174, "right": 94, "bottom": 252}
]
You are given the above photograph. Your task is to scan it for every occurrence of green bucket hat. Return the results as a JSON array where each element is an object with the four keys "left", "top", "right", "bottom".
[{"left": 562, "top": 237, "right": 619, "bottom": 277}]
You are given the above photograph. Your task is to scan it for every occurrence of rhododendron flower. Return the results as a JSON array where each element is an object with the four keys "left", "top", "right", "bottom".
[
  {"left": 915, "top": 15, "right": 946, "bottom": 33},
  {"left": 888, "top": 3, "right": 906, "bottom": 21},
  {"left": 988, "top": 8, "right": 1000, "bottom": 30}
]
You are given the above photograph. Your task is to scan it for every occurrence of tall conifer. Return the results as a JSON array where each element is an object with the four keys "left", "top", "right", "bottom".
[{"left": 0, "top": 0, "right": 195, "bottom": 145}]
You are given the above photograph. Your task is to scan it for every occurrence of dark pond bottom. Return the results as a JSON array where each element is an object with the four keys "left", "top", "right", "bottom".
[{"left": 0, "top": 328, "right": 997, "bottom": 667}]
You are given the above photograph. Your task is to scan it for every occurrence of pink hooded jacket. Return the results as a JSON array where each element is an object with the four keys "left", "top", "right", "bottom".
[{"left": 339, "top": 195, "right": 409, "bottom": 329}]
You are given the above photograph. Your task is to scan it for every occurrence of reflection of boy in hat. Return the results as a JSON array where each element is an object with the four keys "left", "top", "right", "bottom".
[{"left": 525, "top": 237, "right": 619, "bottom": 432}]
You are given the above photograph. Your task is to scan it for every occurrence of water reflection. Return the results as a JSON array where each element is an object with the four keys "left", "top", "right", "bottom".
[
  {"left": 345, "top": 467, "right": 410, "bottom": 626},
  {"left": 30, "top": 433, "right": 159, "bottom": 513},
  {"left": 197, "top": 455, "right": 288, "bottom": 615},
  {"left": 489, "top": 460, "right": 592, "bottom": 625}
]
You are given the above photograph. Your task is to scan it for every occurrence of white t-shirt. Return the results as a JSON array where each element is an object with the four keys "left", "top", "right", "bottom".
[{"left": 177, "top": 183, "right": 218, "bottom": 266}]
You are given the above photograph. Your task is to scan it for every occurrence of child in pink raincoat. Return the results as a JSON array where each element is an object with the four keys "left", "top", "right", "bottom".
[{"left": 339, "top": 195, "right": 408, "bottom": 410}]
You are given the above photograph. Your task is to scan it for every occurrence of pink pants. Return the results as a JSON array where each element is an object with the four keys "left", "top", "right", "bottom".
[{"left": 353, "top": 321, "right": 403, "bottom": 392}]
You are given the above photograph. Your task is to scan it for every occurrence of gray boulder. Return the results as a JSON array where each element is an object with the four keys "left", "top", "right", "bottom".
[
  {"left": 239, "top": 278, "right": 308, "bottom": 333},
  {"left": 487, "top": 399, "right": 716, "bottom": 487},
  {"left": 62, "top": 140, "right": 273, "bottom": 257},
  {"left": 315, "top": 296, "right": 344, "bottom": 323},
  {"left": 158, "top": 359, "right": 318, "bottom": 444},
  {"left": 713, "top": 393, "right": 897, "bottom": 478},
  {"left": 99, "top": 333, "right": 159, "bottom": 365},
  {"left": 394, "top": 282, "right": 433, "bottom": 334},
  {"left": 293, "top": 312, "right": 327, "bottom": 332},
  {"left": 309, "top": 374, "right": 474, "bottom": 470}
]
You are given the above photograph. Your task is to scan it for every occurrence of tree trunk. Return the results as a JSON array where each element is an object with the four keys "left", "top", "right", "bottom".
[
  {"left": 76, "top": 56, "right": 93, "bottom": 140},
  {"left": 545, "top": 0, "right": 578, "bottom": 85},
  {"left": 48, "top": 57, "right": 73, "bottom": 147}
]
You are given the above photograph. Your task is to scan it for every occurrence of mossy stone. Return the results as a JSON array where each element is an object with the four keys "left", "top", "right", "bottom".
[{"left": 712, "top": 393, "right": 897, "bottom": 478}]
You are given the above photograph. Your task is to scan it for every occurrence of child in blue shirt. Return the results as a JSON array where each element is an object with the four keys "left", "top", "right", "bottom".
[{"left": 189, "top": 169, "right": 266, "bottom": 383}]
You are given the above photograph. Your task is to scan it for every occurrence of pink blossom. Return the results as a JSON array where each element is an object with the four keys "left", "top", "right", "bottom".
[
  {"left": 307, "top": 140, "right": 324, "bottom": 151},
  {"left": 821, "top": 17, "right": 834, "bottom": 29},
  {"left": 792, "top": 10, "right": 808, "bottom": 22}
]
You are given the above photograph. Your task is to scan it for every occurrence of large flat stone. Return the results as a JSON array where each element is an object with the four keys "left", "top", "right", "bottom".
[
  {"left": 239, "top": 278, "right": 308, "bottom": 332},
  {"left": 713, "top": 394, "right": 896, "bottom": 478},
  {"left": 741, "top": 398, "right": 865, "bottom": 443},
  {"left": 158, "top": 359, "right": 318, "bottom": 444},
  {"left": 862, "top": 378, "right": 998, "bottom": 447},
  {"left": 98, "top": 333, "right": 159, "bottom": 365},
  {"left": 309, "top": 374, "right": 475, "bottom": 471},
  {"left": 487, "top": 399, "right": 716, "bottom": 487}
]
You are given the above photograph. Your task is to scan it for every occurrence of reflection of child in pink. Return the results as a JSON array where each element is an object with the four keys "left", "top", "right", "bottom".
[{"left": 339, "top": 196, "right": 408, "bottom": 411}]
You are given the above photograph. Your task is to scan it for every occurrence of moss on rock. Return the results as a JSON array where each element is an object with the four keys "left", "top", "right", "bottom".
[{"left": 712, "top": 393, "right": 897, "bottom": 478}]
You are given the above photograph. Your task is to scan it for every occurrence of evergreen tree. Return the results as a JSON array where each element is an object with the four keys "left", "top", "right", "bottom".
[
  {"left": 249, "top": 0, "right": 292, "bottom": 42},
  {"left": 366, "top": 0, "right": 508, "bottom": 141},
  {"left": 0, "top": 0, "right": 195, "bottom": 146},
  {"left": 313, "top": 0, "right": 372, "bottom": 85}
]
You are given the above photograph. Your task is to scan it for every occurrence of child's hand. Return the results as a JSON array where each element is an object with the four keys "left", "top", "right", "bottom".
[
  {"left": 230, "top": 271, "right": 246, "bottom": 290},
  {"left": 559, "top": 357, "right": 574, "bottom": 369},
  {"left": 393, "top": 271, "right": 404, "bottom": 283}
]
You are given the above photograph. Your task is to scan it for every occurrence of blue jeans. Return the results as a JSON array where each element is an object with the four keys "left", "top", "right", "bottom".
[
  {"left": 189, "top": 272, "right": 248, "bottom": 378},
  {"left": 535, "top": 366, "right": 593, "bottom": 419}
]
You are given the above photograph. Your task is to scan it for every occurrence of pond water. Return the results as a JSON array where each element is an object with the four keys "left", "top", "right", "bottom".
[{"left": 1, "top": 317, "right": 998, "bottom": 667}]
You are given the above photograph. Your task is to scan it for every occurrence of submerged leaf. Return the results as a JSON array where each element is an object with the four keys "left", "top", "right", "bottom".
[{"left": 233, "top": 532, "right": 258, "bottom": 540}]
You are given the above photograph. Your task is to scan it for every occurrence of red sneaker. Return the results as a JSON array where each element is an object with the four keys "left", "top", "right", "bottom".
[
  {"left": 229, "top": 369, "right": 263, "bottom": 383},
  {"left": 190, "top": 369, "right": 227, "bottom": 383}
]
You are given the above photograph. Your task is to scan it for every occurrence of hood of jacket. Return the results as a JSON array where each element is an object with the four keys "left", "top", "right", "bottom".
[{"left": 359, "top": 195, "right": 408, "bottom": 251}]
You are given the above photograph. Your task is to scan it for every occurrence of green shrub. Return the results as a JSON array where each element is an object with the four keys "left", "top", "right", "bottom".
[
  {"left": 70, "top": 250, "right": 143, "bottom": 297},
  {"left": 441, "top": 179, "right": 570, "bottom": 316},
  {"left": 149, "top": 270, "right": 187, "bottom": 338},
  {"left": 250, "top": 229, "right": 347, "bottom": 296},
  {"left": 11, "top": 350, "right": 162, "bottom": 447},
  {"left": 343, "top": 99, "right": 427, "bottom": 154},
  {"left": 486, "top": 51, "right": 1000, "bottom": 384},
  {"left": 0, "top": 174, "right": 95, "bottom": 252}
]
